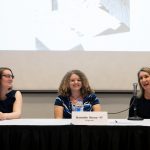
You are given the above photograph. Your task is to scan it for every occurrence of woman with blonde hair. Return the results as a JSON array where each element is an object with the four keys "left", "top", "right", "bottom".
[{"left": 129, "top": 67, "right": 150, "bottom": 119}]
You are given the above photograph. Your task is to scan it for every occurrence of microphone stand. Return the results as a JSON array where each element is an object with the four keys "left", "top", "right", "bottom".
[{"left": 128, "top": 96, "right": 143, "bottom": 120}]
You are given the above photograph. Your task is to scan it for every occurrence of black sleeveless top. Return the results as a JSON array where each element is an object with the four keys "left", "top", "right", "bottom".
[{"left": 0, "top": 90, "right": 16, "bottom": 113}]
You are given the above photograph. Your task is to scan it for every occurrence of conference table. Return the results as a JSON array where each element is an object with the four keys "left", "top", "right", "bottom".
[{"left": 0, "top": 119, "right": 150, "bottom": 150}]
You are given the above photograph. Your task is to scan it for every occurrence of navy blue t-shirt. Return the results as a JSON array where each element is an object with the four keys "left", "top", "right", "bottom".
[{"left": 54, "top": 93, "right": 100, "bottom": 118}]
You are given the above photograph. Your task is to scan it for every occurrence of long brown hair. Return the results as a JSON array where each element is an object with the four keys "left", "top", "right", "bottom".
[{"left": 0, "top": 67, "right": 14, "bottom": 90}]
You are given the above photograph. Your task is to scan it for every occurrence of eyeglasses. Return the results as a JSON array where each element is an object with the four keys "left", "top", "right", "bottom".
[{"left": 2, "top": 74, "right": 14, "bottom": 79}]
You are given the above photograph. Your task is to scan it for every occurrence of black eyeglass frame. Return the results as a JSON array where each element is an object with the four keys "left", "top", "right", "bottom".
[{"left": 1, "top": 74, "right": 15, "bottom": 79}]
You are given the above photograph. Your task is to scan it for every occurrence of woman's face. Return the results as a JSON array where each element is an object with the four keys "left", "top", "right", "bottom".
[
  {"left": 1, "top": 69, "right": 14, "bottom": 90},
  {"left": 69, "top": 73, "right": 82, "bottom": 92},
  {"left": 139, "top": 71, "right": 150, "bottom": 91}
]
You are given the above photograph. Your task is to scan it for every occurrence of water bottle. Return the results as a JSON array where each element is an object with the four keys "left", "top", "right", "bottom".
[{"left": 75, "top": 99, "right": 84, "bottom": 112}]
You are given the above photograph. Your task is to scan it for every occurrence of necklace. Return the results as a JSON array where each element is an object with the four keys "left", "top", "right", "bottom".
[{"left": 70, "top": 96, "right": 82, "bottom": 104}]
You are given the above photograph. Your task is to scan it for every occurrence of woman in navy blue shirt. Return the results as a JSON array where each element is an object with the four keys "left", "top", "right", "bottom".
[
  {"left": 0, "top": 67, "right": 22, "bottom": 120},
  {"left": 54, "top": 70, "right": 101, "bottom": 118}
]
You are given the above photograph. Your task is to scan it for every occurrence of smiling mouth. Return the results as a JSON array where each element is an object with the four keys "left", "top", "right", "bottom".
[
  {"left": 143, "top": 84, "right": 149, "bottom": 87},
  {"left": 73, "top": 86, "right": 79, "bottom": 87}
]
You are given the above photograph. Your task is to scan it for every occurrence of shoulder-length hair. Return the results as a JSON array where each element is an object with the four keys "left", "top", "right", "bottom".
[
  {"left": 137, "top": 67, "right": 150, "bottom": 97},
  {"left": 58, "top": 70, "right": 94, "bottom": 97}
]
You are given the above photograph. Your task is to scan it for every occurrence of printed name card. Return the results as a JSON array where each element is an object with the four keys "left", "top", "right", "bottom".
[{"left": 71, "top": 111, "right": 108, "bottom": 125}]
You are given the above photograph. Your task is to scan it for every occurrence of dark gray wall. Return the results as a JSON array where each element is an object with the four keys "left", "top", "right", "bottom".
[{"left": 22, "top": 93, "right": 132, "bottom": 119}]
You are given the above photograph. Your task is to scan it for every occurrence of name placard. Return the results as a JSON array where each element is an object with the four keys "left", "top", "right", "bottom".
[{"left": 71, "top": 111, "right": 108, "bottom": 125}]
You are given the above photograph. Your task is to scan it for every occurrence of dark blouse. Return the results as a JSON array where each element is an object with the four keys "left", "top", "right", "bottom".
[
  {"left": 129, "top": 95, "right": 150, "bottom": 119},
  {"left": 0, "top": 90, "right": 16, "bottom": 113},
  {"left": 54, "top": 93, "right": 100, "bottom": 118}
]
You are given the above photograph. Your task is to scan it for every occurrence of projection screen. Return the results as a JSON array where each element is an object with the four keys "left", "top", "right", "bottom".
[{"left": 0, "top": 0, "right": 150, "bottom": 91}]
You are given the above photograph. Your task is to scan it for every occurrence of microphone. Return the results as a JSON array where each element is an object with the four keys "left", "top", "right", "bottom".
[
  {"left": 128, "top": 83, "right": 143, "bottom": 120},
  {"left": 133, "top": 83, "right": 138, "bottom": 97}
]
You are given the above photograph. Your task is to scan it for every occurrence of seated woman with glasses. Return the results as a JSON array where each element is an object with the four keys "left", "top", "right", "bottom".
[{"left": 0, "top": 67, "right": 22, "bottom": 120}]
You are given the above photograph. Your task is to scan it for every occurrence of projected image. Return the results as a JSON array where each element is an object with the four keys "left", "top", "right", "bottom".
[
  {"left": 1, "top": 0, "right": 130, "bottom": 50},
  {"left": 36, "top": 0, "right": 130, "bottom": 50}
]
